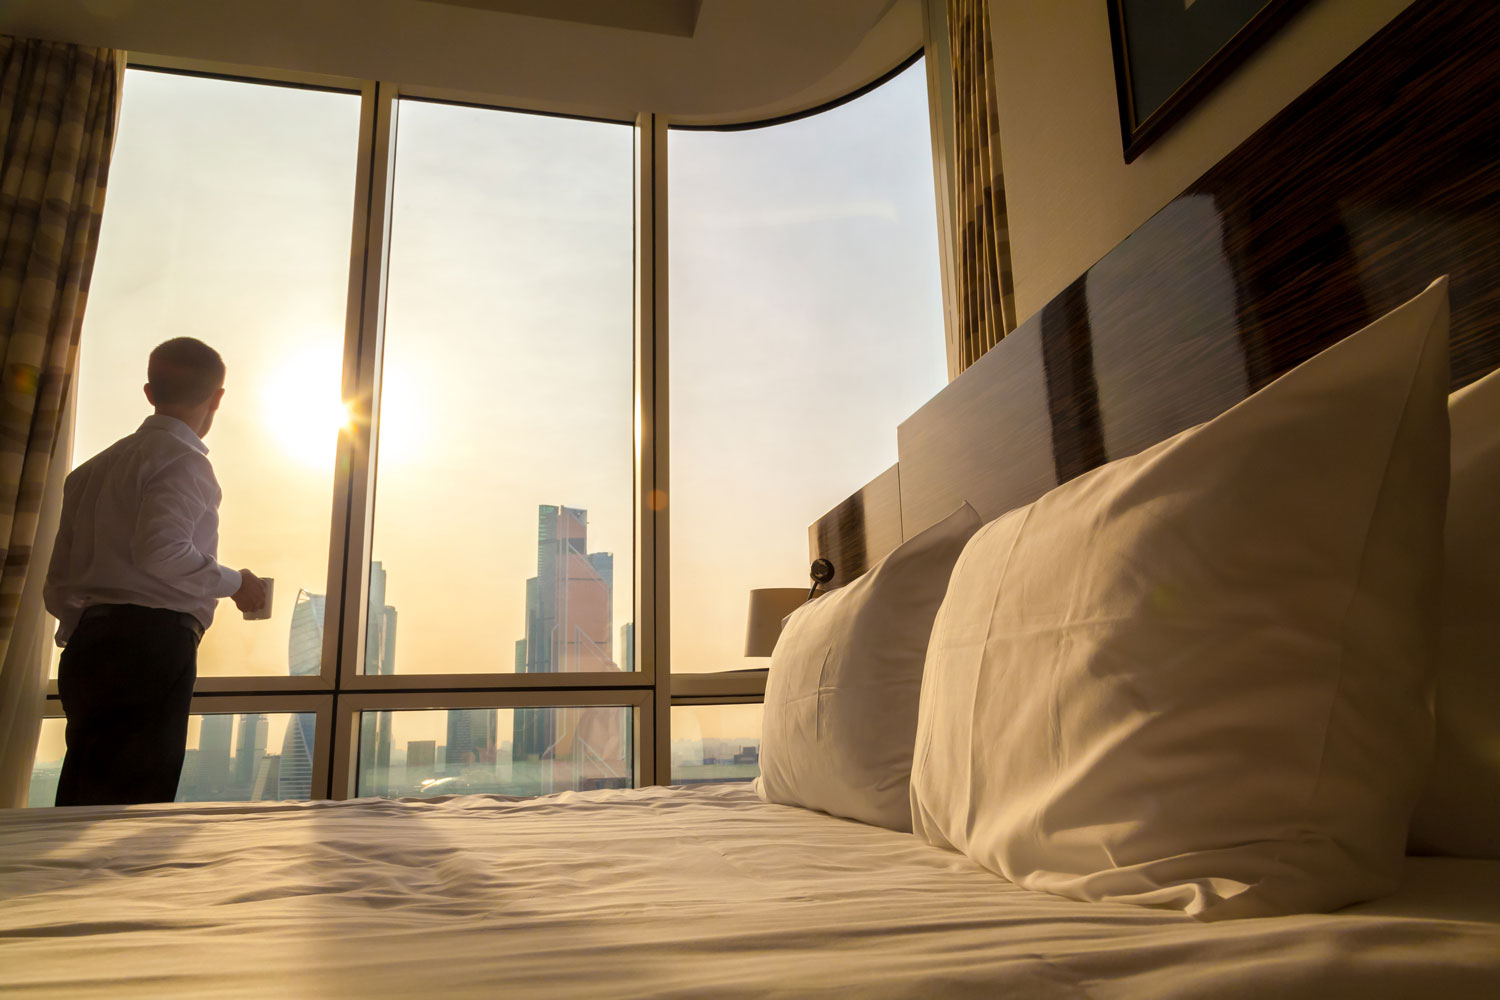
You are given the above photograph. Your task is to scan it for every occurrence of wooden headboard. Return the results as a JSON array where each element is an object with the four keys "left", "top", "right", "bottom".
[{"left": 811, "top": 0, "right": 1499, "bottom": 582}]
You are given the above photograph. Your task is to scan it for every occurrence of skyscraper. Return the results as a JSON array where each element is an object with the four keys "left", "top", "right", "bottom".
[
  {"left": 406, "top": 740, "right": 435, "bottom": 773},
  {"left": 361, "top": 562, "right": 398, "bottom": 795},
  {"left": 287, "top": 590, "right": 325, "bottom": 677},
  {"left": 251, "top": 754, "right": 281, "bottom": 801},
  {"left": 279, "top": 589, "right": 325, "bottom": 800},
  {"left": 444, "top": 709, "right": 499, "bottom": 771},
  {"left": 198, "top": 714, "right": 233, "bottom": 794},
  {"left": 281, "top": 568, "right": 397, "bottom": 798},
  {"left": 278, "top": 713, "right": 315, "bottom": 801},
  {"left": 513, "top": 505, "right": 619, "bottom": 759},
  {"left": 620, "top": 622, "right": 634, "bottom": 672},
  {"left": 233, "top": 713, "right": 268, "bottom": 788},
  {"left": 510, "top": 505, "right": 627, "bottom": 790}
]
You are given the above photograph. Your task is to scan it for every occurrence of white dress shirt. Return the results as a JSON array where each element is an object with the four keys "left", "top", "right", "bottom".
[{"left": 44, "top": 414, "right": 242, "bottom": 645}]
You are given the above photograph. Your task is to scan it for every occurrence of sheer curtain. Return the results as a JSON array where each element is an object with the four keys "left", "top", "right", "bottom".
[
  {"left": 0, "top": 36, "right": 122, "bottom": 806},
  {"left": 948, "top": 0, "right": 1017, "bottom": 373}
]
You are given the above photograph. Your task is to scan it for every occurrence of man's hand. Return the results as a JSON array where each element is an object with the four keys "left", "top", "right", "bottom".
[{"left": 232, "top": 569, "right": 268, "bottom": 614}]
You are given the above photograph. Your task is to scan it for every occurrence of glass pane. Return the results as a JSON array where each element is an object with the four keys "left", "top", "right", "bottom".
[
  {"left": 356, "top": 707, "right": 633, "bottom": 798},
  {"left": 27, "top": 718, "right": 67, "bottom": 807},
  {"left": 178, "top": 713, "right": 318, "bottom": 802},
  {"left": 27, "top": 712, "right": 317, "bottom": 805},
  {"left": 71, "top": 70, "right": 360, "bottom": 677},
  {"left": 668, "top": 61, "right": 946, "bottom": 673},
  {"left": 370, "top": 101, "right": 634, "bottom": 675},
  {"left": 670, "top": 704, "right": 763, "bottom": 784}
]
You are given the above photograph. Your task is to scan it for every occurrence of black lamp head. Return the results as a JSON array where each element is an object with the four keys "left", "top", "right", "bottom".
[{"left": 806, "top": 558, "right": 835, "bottom": 600}]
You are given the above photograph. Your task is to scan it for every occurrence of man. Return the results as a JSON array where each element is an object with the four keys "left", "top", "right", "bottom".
[{"left": 44, "top": 337, "right": 267, "bottom": 806}]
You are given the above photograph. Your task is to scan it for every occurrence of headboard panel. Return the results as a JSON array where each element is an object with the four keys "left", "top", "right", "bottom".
[
  {"left": 894, "top": 0, "right": 1500, "bottom": 537},
  {"left": 808, "top": 464, "right": 903, "bottom": 589}
]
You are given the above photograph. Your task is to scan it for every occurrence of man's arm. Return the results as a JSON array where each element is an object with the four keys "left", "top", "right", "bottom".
[
  {"left": 42, "top": 476, "right": 77, "bottom": 621},
  {"left": 131, "top": 457, "right": 242, "bottom": 598}
]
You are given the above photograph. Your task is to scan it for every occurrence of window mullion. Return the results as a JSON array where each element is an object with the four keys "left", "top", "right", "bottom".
[
  {"left": 635, "top": 111, "right": 671, "bottom": 787},
  {"left": 327, "top": 81, "right": 399, "bottom": 800}
]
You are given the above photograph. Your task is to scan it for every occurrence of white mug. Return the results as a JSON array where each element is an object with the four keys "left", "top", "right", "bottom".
[{"left": 243, "top": 577, "right": 274, "bottom": 621}]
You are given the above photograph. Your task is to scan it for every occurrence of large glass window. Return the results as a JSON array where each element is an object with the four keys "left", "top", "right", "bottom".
[
  {"left": 354, "top": 707, "right": 633, "bottom": 796},
  {"left": 178, "top": 712, "right": 318, "bottom": 801},
  {"left": 72, "top": 70, "right": 360, "bottom": 678},
  {"left": 29, "top": 713, "right": 316, "bottom": 806},
  {"left": 369, "top": 101, "right": 635, "bottom": 675},
  {"left": 668, "top": 62, "right": 947, "bottom": 674},
  {"left": 31, "top": 54, "right": 950, "bottom": 804},
  {"left": 670, "top": 704, "right": 762, "bottom": 785},
  {"left": 27, "top": 719, "right": 66, "bottom": 807}
]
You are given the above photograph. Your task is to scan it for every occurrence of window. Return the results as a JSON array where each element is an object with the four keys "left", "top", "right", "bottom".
[
  {"left": 670, "top": 704, "right": 763, "bottom": 784},
  {"left": 29, "top": 712, "right": 318, "bottom": 805},
  {"left": 667, "top": 61, "right": 946, "bottom": 675},
  {"left": 31, "top": 56, "right": 948, "bottom": 804},
  {"left": 370, "top": 100, "right": 635, "bottom": 675},
  {"left": 354, "top": 706, "right": 633, "bottom": 797},
  {"left": 73, "top": 69, "right": 360, "bottom": 679},
  {"left": 27, "top": 719, "right": 66, "bottom": 807},
  {"left": 177, "top": 713, "right": 318, "bottom": 802}
]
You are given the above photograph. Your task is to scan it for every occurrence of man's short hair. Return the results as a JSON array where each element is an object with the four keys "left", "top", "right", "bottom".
[{"left": 148, "top": 338, "right": 225, "bottom": 406}]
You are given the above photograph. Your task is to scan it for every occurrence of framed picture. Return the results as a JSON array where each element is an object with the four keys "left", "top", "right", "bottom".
[{"left": 1108, "top": 0, "right": 1311, "bottom": 162}]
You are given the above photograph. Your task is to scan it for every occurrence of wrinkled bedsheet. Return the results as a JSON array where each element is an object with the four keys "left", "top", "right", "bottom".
[{"left": 2, "top": 783, "right": 1498, "bottom": 998}]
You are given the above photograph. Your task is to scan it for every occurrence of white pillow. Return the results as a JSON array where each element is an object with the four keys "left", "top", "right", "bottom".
[
  {"left": 1409, "top": 366, "right": 1500, "bottom": 858},
  {"left": 909, "top": 278, "right": 1451, "bottom": 920},
  {"left": 756, "top": 502, "right": 981, "bottom": 831}
]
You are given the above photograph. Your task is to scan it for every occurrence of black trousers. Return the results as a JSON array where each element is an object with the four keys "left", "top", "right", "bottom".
[{"left": 56, "top": 606, "right": 199, "bottom": 806}]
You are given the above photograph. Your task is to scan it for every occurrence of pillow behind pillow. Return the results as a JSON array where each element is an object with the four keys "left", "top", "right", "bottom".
[
  {"left": 1409, "top": 366, "right": 1500, "bottom": 858},
  {"left": 756, "top": 502, "right": 980, "bottom": 831},
  {"left": 910, "top": 278, "right": 1451, "bottom": 920}
]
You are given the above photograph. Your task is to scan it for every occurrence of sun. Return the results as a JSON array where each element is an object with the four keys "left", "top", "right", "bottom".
[{"left": 261, "top": 345, "right": 351, "bottom": 468}]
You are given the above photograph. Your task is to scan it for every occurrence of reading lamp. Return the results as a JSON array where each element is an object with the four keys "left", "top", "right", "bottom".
[{"left": 743, "top": 559, "right": 837, "bottom": 657}]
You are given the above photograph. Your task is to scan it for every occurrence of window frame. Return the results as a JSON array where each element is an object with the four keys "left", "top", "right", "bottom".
[{"left": 35, "top": 47, "right": 946, "bottom": 801}]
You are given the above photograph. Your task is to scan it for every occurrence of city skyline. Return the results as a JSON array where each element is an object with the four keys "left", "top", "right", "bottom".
[{"left": 32, "top": 537, "right": 666, "bottom": 802}]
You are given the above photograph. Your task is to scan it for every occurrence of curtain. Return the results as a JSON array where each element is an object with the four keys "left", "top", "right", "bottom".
[
  {"left": 0, "top": 36, "right": 123, "bottom": 807},
  {"left": 948, "top": 0, "right": 1017, "bottom": 373}
]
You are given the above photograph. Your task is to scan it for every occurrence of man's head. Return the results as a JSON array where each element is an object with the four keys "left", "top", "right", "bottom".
[{"left": 144, "top": 338, "right": 226, "bottom": 438}]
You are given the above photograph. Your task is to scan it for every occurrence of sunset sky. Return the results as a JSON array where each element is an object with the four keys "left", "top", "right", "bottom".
[{"left": 36, "top": 62, "right": 943, "bottom": 770}]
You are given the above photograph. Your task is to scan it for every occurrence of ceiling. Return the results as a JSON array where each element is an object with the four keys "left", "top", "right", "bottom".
[
  {"left": 417, "top": 0, "right": 703, "bottom": 38},
  {"left": 0, "top": 0, "right": 924, "bottom": 124}
]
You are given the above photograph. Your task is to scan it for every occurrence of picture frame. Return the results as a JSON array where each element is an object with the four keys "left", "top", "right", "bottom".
[{"left": 1108, "top": 0, "right": 1312, "bottom": 163}]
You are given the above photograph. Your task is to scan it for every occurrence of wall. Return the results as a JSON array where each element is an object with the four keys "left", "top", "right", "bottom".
[{"left": 988, "top": 0, "right": 1415, "bottom": 324}]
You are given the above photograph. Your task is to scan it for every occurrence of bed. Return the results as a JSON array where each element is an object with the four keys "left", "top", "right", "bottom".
[
  {"left": 1, "top": 786, "right": 1498, "bottom": 999},
  {"left": 5, "top": 1, "right": 1500, "bottom": 996}
]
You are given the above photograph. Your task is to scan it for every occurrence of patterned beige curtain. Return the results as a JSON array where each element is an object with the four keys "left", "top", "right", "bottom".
[
  {"left": 0, "top": 36, "right": 123, "bottom": 806},
  {"left": 948, "top": 0, "right": 1016, "bottom": 373}
]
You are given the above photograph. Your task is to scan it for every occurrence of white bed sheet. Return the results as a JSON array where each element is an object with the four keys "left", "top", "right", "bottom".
[{"left": 2, "top": 783, "right": 1498, "bottom": 998}]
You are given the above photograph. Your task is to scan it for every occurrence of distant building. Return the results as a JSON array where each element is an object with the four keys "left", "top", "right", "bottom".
[
  {"left": 445, "top": 709, "right": 499, "bottom": 771},
  {"left": 27, "top": 763, "right": 60, "bottom": 808},
  {"left": 360, "top": 562, "right": 399, "bottom": 795},
  {"left": 406, "top": 740, "right": 436, "bottom": 773},
  {"left": 284, "top": 567, "right": 397, "bottom": 797},
  {"left": 287, "top": 590, "right": 325, "bottom": 677},
  {"left": 198, "top": 714, "right": 233, "bottom": 793},
  {"left": 251, "top": 754, "right": 281, "bottom": 801},
  {"left": 513, "top": 506, "right": 621, "bottom": 764},
  {"left": 233, "top": 713, "right": 268, "bottom": 787},
  {"left": 620, "top": 622, "right": 634, "bottom": 672},
  {"left": 176, "top": 749, "right": 200, "bottom": 801},
  {"left": 278, "top": 714, "right": 316, "bottom": 801},
  {"left": 279, "top": 589, "right": 325, "bottom": 800}
]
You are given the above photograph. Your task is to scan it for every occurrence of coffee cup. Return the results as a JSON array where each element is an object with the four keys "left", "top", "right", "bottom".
[{"left": 243, "top": 577, "right": 274, "bottom": 620}]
